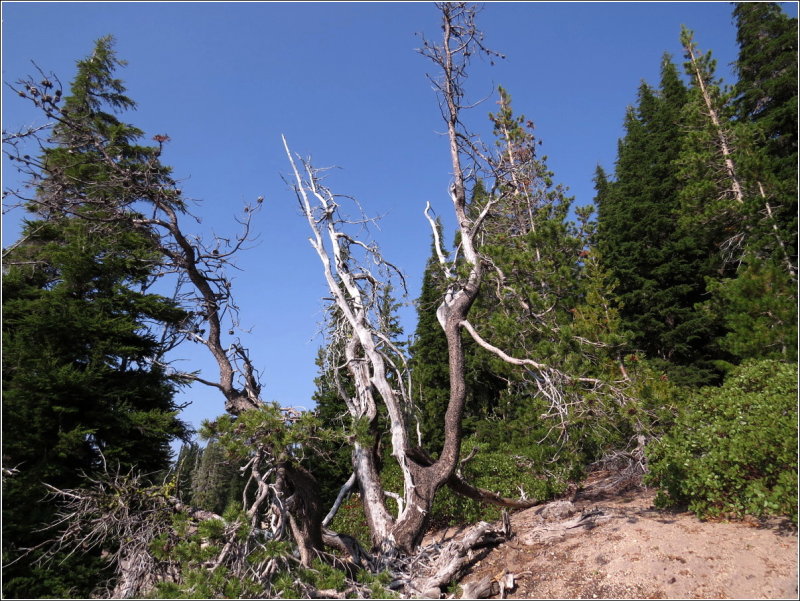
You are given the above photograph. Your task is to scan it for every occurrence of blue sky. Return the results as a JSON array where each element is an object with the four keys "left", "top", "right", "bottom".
[{"left": 4, "top": 2, "right": 796, "bottom": 439}]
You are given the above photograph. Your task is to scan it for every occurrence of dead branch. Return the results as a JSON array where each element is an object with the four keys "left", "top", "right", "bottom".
[{"left": 405, "top": 520, "right": 510, "bottom": 598}]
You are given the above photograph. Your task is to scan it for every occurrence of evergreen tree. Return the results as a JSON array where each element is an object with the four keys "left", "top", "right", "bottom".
[
  {"left": 310, "top": 283, "right": 405, "bottom": 504},
  {"left": 2, "top": 37, "right": 189, "bottom": 598},
  {"left": 708, "top": 2, "right": 798, "bottom": 364},
  {"left": 597, "top": 56, "right": 722, "bottom": 385},
  {"left": 675, "top": 23, "right": 796, "bottom": 365},
  {"left": 172, "top": 441, "right": 202, "bottom": 502},
  {"left": 189, "top": 441, "right": 245, "bottom": 515},
  {"left": 731, "top": 2, "right": 797, "bottom": 277},
  {"left": 733, "top": 2, "right": 798, "bottom": 207},
  {"left": 409, "top": 193, "right": 506, "bottom": 456},
  {"left": 409, "top": 220, "right": 452, "bottom": 454},
  {"left": 467, "top": 89, "right": 583, "bottom": 428},
  {"left": 308, "top": 343, "right": 355, "bottom": 508},
  {"left": 675, "top": 26, "right": 746, "bottom": 257}
]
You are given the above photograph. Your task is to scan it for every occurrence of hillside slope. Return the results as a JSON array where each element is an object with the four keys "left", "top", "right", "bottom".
[{"left": 446, "top": 472, "right": 798, "bottom": 599}]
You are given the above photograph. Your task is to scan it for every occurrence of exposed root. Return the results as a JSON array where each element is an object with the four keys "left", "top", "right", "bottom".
[{"left": 401, "top": 516, "right": 512, "bottom": 598}]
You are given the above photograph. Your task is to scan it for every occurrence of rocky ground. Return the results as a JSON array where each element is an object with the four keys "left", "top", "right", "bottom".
[{"left": 438, "top": 471, "right": 798, "bottom": 599}]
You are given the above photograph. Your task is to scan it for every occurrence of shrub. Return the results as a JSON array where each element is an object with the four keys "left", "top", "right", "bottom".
[{"left": 646, "top": 360, "right": 797, "bottom": 523}]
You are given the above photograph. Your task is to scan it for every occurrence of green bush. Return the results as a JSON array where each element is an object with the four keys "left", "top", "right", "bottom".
[
  {"left": 428, "top": 437, "right": 572, "bottom": 529},
  {"left": 646, "top": 360, "right": 797, "bottom": 523}
]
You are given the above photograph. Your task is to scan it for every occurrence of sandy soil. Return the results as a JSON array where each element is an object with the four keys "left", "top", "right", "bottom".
[{"left": 452, "top": 472, "right": 798, "bottom": 599}]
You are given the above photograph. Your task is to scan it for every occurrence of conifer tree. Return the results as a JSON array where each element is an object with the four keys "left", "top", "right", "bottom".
[
  {"left": 172, "top": 442, "right": 202, "bottom": 502},
  {"left": 597, "top": 57, "right": 722, "bottom": 385},
  {"left": 733, "top": 1, "right": 798, "bottom": 205},
  {"left": 409, "top": 220, "right": 453, "bottom": 453},
  {"left": 311, "top": 284, "right": 405, "bottom": 504},
  {"left": 690, "top": 4, "right": 799, "bottom": 364},
  {"left": 676, "top": 26, "right": 745, "bottom": 246},
  {"left": 731, "top": 2, "right": 797, "bottom": 277},
  {"left": 189, "top": 441, "right": 245, "bottom": 515},
  {"left": 309, "top": 336, "right": 358, "bottom": 508},
  {"left": 675, "top": 23, "right": 796, "bottom": 364},
  {"left": 2, "top": 37, "right": 189, "bottom": 597},
  {"left": 466, "top": 89, "right": 583, "bottom": 425}
]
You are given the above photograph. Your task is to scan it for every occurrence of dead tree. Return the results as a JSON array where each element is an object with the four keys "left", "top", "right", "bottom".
[
  {"left": 681, "top": 26, "right": 796, "bottom": 280},
  {"left": 283, "top": 3, "right": 571, "bottom": 560},
  {"left": 286, "top": 6, "right": 636, "bottom": 572}
]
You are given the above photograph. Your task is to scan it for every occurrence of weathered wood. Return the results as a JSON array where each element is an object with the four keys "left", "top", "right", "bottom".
[
  {"left": 460, "top": 575, "right": 498, "bottom": 599},
  {"left": 407, "top": 521, "right": 508, "bottom": 597}
]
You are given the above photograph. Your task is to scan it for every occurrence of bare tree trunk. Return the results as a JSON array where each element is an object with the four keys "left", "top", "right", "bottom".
[
  {"left": 287, "top": 3, "right": 562, "bottom": 557},
  {"left": 758, "top": 182, "right": 797, "bottom": 280},
  {"left": 683, "top": 35, "right": 745, "bottom": 205},
  {"left": 683, "top": 28, "right": 796, "bottom": 280}
]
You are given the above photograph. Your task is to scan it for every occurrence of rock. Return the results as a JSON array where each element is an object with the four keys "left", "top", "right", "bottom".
[{"left": 539, "top": 500, "right": 576, "bottom": 521}]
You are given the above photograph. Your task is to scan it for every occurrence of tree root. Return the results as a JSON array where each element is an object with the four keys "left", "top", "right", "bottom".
[{"left": 401, "top": 517, "right": 511, "bottom": 598}]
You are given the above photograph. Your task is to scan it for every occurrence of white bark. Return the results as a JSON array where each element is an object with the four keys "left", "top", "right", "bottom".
[
  {"left": 683, "top": 29, "right": 796, "bottom": 280},
  {"left": 283, "top": 136, "right": 413, "bottom": 547},
  {"left": 683, "top": 32, "right": 744, "bottom": 205},
  {"left": 759, "top": 182, "right": 797, "bottom": 280}
]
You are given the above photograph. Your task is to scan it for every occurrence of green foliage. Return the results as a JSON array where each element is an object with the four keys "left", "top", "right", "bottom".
[
  {"left": 674, "top": 26, "right": 744, "bottom": 265},
  {"left": 596, "top": 55, "right": 732, "bottom": 387},
  {"left": 187, "top": 441, "right": 246, "bottom": 515},
  {"left": 435, "top": 438, "right": 572, "bottom": 528},
  {"left": 409, "top": 219, "right": 452, "bottom": 455},
  {"left": 151, "top": 565, "right": 263, "bottom": 599},
  {"left": 733, "top": 2, "right": 798, "bottom": 202},
  {"left": 200, "top": 404, "right": 326, "bottom": 462},
  {"left": 307, "top": 345, "right": 353, "bottom": 509},
  {"left": 328, "top": 495, "right": 374, "bottom": 550},
  {"left": 2, "top": 36, "right": 189, "bottom": 598},
  {"left": 1, "top": 549, "right": 111, "bottom": 600},
  {"left": 646, "top": 360, "right": 798, "bottom": 523},
  {"left": 704, "top": 257, "right": 797, "bottom": 362},
  {"left": 674, "top": 19, "right": 797, "bottom": 370}
]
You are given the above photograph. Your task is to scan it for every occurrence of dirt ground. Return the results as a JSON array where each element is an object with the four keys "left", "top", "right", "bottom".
[{"left": 449, "top": 472, "right": 798, "bottom": 599}]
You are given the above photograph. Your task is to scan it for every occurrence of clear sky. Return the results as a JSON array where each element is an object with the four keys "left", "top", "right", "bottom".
[{"left": 4, "top": 2, "right": 796, "bottom": 439}]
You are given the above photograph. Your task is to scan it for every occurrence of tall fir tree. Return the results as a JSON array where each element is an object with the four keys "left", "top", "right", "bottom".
[
  {"left": 597, "top": 56, "right": 723, "bottom": 385},
  {"left": 675, "top": 26, "right": 746, "bottom": 254},
  {"left": 2, "top": 37, "right": 189, "bottom": 598},
  {"left": 697, "top": 4, "right": 799, "bottom": 363},
  {"left": 674, "top": 22, "right": 796, "bottom": 365},
  {"left": 466, "top": 89, "right": 583, "bottom": 428},
  {"left": 731, "top": 1, "right": 797, "bottom": 279},
  {"left": 409, "top": 219, "right": 453, "bottom": 454},
  {"left": 733, "top": 1, "right": 798, "bottom": 210}
]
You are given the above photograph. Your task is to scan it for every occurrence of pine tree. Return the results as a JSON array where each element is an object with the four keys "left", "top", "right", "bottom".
[
  {"left": 732, "top": 2, "right": 797, "bottom": 274},
  {"left": 308, "top": 343, "right": 356, "bottom": 508},
  {"left": 2, "top": 37, "right": 189, "bottom": 598},
  {"left": 466, "top": 89, "right": 583, "bottom": 424},
  {"left": 458, "top": 89, "right": 638, "bottom": 468},
  {"left": 310, "top": 283, "right": 405, "bottom": 504},
  {"left": 733, "top": 2, "right": 798, "bottom": 198},
  {"left": 172, "top": 442, "right": 202, "bottom": 502},
  {"left": 676, "top": 26, "right": 745, "bottom": 248}
]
